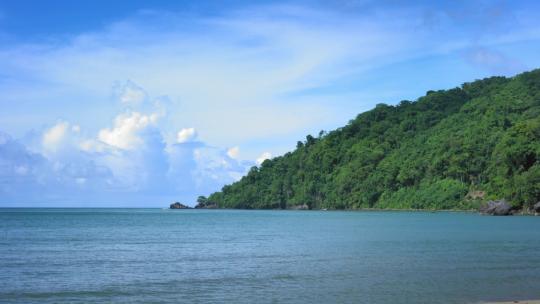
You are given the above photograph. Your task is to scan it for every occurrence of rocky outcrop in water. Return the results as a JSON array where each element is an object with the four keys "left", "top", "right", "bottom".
[
  {"left": 533, "top": 202, "right": 540, "bottom": 214},
  {"left": 170, "top": 202, "right": 191, "bottom": 209},
  {"left": 479, "top": 200, "right": 512, "bottom": 216}
]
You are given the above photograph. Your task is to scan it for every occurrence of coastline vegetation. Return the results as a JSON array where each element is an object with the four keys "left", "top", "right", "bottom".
[{"left": 206, "top": 69, "right": 540, "bottom": 211}]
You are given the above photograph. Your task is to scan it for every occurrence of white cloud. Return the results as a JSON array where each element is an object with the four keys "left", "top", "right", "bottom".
[
  {"left": 186, "top": 144, "right": 250, "bottom": 190},
  {"left": 2, "top": 3, "right": 540, "bottom": 206},
  {"left": 463, "top": 47, "right": 527, "bottom": 75},
  {"left": 0, "top": 93, "right": 254, "bottom": 205},
  {"left": 42, "top": 121, "right": 70, "bottom": 152},
  {"left": 79, "top": 139, "right": 107, "bottom": 153},
  {"left": 98, "top": 111, "right": 159, "bottom": 150},
  {"left": 176, "top": 127, "right": 197, "bottom": 143},
  {"left": 256, "top": 151, "right": 272, "bottom": 165},
  {"left": 2, "top": 3, "right": 538, "bottom": 160},
  {"left": 0, "top": 131, "right": 116, "bottom": 204},
  {"left": 0, "top": 4, "right": 440, "bottom": 147},
  {"left": 115, "top": 80, "right": 148, "bottom": 106},
  {"left": 226, "top": 146, "right": 240, "bottom": 159},
  {"left": 3, "top": 80, "right": 253, "bottom": 205}
]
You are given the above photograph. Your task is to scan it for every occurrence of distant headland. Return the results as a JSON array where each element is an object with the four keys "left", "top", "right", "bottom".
[{"left": 198, "top": 70, "right": 540, "bottom": 214}]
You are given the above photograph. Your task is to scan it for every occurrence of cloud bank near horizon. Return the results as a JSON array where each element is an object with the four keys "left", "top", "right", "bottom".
[{"left": 0, "top": 81, "right": 255, "bottom": 206}]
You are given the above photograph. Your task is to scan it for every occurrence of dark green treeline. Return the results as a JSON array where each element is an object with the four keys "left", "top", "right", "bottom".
[{"left": 207, "top": 69, "right": 540, "bottom": 210}]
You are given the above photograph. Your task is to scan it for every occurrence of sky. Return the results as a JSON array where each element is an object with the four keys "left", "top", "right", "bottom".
[{"left": 1, "top": 0, "right": 540, "bottom": 207}]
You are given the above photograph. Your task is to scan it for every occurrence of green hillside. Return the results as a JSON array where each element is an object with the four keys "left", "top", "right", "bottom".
[{"left": 207, "top": 70, "right": 540, "bottom": 210}]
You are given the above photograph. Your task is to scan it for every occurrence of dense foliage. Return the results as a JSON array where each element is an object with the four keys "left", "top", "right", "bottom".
[{"left": 207, "top": 70, "right": 540, "bottom": 210}]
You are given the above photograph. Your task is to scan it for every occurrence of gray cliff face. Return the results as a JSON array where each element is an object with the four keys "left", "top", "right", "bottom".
[{"left": 479, "top": 200, "right": 513, "bottom": 216}]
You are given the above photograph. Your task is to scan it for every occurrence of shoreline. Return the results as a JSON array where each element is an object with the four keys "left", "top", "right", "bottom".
[
  {"left": 481, "top": 301, "right": 540, "bottom": 304},
  {"left": 203, "top": 207, "right": 539, "bottom": 215}
]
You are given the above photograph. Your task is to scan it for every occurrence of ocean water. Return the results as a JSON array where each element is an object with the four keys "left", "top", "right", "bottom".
[{"left": 1, "top": 209, "right": 540, "bottom": 304}]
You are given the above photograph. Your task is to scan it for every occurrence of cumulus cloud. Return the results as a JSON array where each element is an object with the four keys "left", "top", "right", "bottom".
[
  {"left": 226, "top": 146, "right": 240, "bottom": 159},
  {"left": 2, "top": 2, "right": 537, "bottom": 154},
  {"left": 256, "top": 151, "right": 272, "bottom": 165},
  {"left": 2, "top": 122, "right": 252, "bottom": 206},
  {"left": 0, "top": 80, "right": 254, "bottom": 206},
  {"left": 39, "top": 121, "right": 87, "bottom": 159},
  {"left": 0, "top": 132, "right": 48, "bottom": 198},
  {"left": 2, "top": 2, "right": 540, "bottom": 206},
  {"left": 0, "top": 4, "right": 435, "bottom": 147},
  {"left": 0, "top": 131, "right": 115, "bottom": 205},
  {"left": 79, "top": 139, "right": 107, "bottom": 153},
  {"left": 1, "top": 2, "right": 539, "bottom": 154},
  {"left": 101, "top": 125, "right": 169, "bottom": 192},
  {"left": 191, "top": 145, "right": 250, "bottom": 186},
  {"left": 114, "top": 80, "right": 148, "bottom": 106},
  {"left": 176, "top": 127, "right": 197, "bottom": 143},
  {"left": 42, "top": 121, "right": 70, "bottom": 152},
  {"left": 98, "top": 112, "right": 159, "bottom": 150}
]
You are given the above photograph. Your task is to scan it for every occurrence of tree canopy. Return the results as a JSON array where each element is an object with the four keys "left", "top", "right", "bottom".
[{"left": 206, "top": 69, "right": 540, "bottom": 210}]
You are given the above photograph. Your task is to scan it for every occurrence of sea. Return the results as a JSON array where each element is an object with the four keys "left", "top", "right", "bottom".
[{"left": 1, "top": 208, "right": 540, "bottom": 303}]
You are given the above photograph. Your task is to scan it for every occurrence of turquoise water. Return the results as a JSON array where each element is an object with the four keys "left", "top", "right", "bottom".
[{"left": 1, "top": 209, "right": 540, "bottom": 303}]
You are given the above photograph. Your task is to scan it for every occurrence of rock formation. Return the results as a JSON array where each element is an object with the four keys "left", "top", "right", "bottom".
[
  {"left": 479, "top": 200, "right": 512, "bottom": 216},
  {"left": 533, "top": 202, "right": 540, "bottom": 214},
  {"left": 170, "top": 202, "right": 191, "bottom": 209}
]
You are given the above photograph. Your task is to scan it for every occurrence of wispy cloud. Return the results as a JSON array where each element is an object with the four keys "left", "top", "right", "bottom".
[
  {"left": 464, "top": 47, "right": 527, "bottom": 75},
  {"left": 1, "top": 1, "right": 540, "bottom": 206},
  {"left": 0, "top": 5, "right": 433, "bottom": 143}
]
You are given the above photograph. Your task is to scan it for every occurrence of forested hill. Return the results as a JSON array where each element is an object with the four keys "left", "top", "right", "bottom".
[{"left": 206, "top": 69, "right": 540, "bottom": 210}]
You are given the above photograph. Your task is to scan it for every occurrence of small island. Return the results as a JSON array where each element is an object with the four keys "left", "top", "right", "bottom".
[{"left": 169, "top": 202, "right": 190, "bottom": 209}]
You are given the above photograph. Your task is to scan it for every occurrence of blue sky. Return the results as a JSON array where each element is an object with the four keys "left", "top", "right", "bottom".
[{"left": 1, "top": 0, "right": 540, "bottom": 207}]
